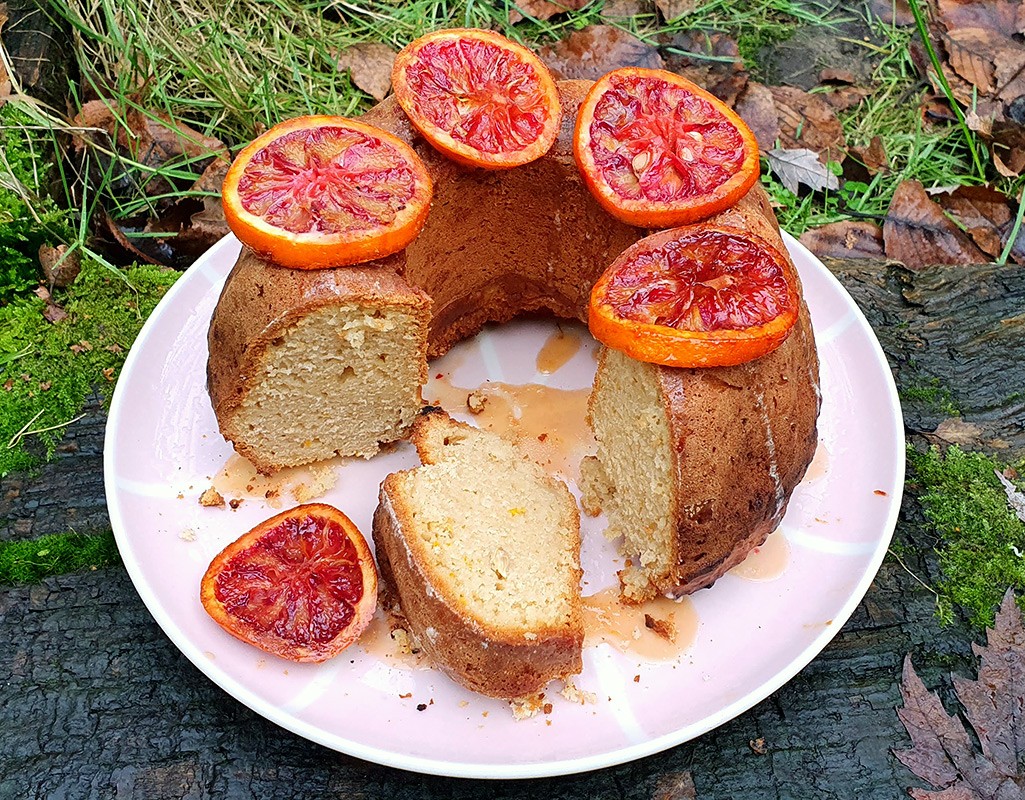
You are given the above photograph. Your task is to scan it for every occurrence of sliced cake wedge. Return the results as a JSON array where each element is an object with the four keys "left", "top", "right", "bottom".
[{"left": 372, "top": 409, "right": 584, "bottom": 698}]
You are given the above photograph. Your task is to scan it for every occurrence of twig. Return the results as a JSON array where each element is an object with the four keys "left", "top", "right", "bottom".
[
  {"left": 888, "top": 546, "right": 938, "bottom": 597},
  {"left": 7, "top": 411, "right": 87, "bottom": 449}
]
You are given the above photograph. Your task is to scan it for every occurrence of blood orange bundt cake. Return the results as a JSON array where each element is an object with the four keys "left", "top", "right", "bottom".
[
  {"left": 207, "top": 250, "right": 431, "bottom": 472},
  {"left": 206, "top": 46, "right": 821, "bottom": 603},
  {"left": 374, "top": 408, "right": 583, "bottom": 698}
]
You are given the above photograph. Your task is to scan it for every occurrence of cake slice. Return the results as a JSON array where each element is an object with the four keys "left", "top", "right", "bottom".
[
  {"left": 207, "top": 249, "right": 431, "bottom": 473},
  {"left": 372, "top": 409, "right": 584, "bottom": 698},
  {"left": 581, "top": 303, "right": 820, "bottom": 602}
]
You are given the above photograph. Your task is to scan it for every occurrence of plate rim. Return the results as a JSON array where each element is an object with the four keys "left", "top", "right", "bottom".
[{"left": 103, "top": 231, "right": 904, "bottom": 779}]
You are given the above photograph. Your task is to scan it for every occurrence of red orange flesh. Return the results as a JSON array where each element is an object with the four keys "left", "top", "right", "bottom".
[
  {"left": 201, "top": 503, "right": 378, "bottom": 662},
  {"left": 392, "top": 29, "right": 562, "bottom": 168},
  {"left": 222, "top": 116, "right": 433, "bottom": 268},
  {"left": 574, "top": 68, "right": 760, "bottom": 228},
  {"left": 589, "top": 225, "right": 799, "bottom": 368}
]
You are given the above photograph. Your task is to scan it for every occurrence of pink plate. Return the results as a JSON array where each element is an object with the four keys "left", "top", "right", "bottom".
[{"left": 104, "top": 232, "right": 903, "bottom": 779}]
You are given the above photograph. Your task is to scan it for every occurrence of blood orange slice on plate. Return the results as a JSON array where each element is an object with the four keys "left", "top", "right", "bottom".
[
  {"left": 574, "top": 68, "right": 759, "bottom": 228},
  {"left": 222, "top": 116, "right": 433, "bottom": 269},
  {"left": 200, "top": 503, "right": 378, "bottom": 662},
  {"left": 589, "top": 225, "right": 800, "bottom": 368},
  {"left": 392, "top": 28, "right": 562, "bottom": 168}
]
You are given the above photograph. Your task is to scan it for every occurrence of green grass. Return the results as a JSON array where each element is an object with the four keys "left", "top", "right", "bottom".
[
  {"left": 0, "top": 530, "right": 120, "bottom": 584},
  {"left": 908, "top": 444, "right": 1025, "bottom": 628}
]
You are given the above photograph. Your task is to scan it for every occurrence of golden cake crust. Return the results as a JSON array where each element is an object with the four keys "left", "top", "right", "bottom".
[{"left": 207, "top": 249, "right": 432, "bottom": 472}]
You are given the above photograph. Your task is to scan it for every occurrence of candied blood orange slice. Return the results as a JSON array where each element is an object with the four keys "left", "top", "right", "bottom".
[
  {"left": 222, "top": 116, "right": 433, "bottom": 269},
  {"left": 392, "top": 28, "right": 562, "bottom": 168},
  {"left": 589, "top": 225, "right": 800, "bottom": 367},
  {"left": 574, "top": 68, "right": 759, "bottom": 228},
  {"left": 200, "top": 503, "right": 378, "bottom": 662}
]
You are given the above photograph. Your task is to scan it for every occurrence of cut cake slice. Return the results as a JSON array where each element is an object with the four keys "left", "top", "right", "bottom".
[{"left": 372, "top": 409, "right": 584, "bottom": 698}]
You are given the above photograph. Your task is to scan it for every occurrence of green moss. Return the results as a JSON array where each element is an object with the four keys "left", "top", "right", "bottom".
[
  {"left": 0, "top": 530, "right": 120, "bottom": 584},
  {"left": 908, "top": 443, "right": 1025, "bottom": 628},
  {"left": 902, "top": 378, "right": 960, "bottom": 417},
  {"left": 0, "top": 258, "right": 179, "bottom": 476}
]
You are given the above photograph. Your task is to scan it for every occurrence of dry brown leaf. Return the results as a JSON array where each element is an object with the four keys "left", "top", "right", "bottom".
[
  {"left": 928, "top": 417, "right": 984, "bottom": 448},
  {"left": 894, "top": 591, "right": 1025, "bottom": 799},
  {"left": 991, "top": 120, "right": 1025, "bottom": 177},
  {"left": 932, "top": 185, "right": 1012, "bottom": 259},
  {"left": 883, "top": 179, "right": 988, "bottom": 269},
  {"left": 660, "top": 30, "right": 747, "bottom": 106},
  {"left": 655, "top": 0, "right": 701, "bottom": 21},
  {"left": 734, "top": 81, "right": 779, "bottom": 151},
  {"left": 0, "top": 5, "right": 10, "bottom": 105},
  {"left": 943, "top": 28, "right": 998, "bottom": 95},
  {"left": 937, "top": 0, "right": 1025, "bottom": 37},
  {"left": 509, "top": 0, "right": 588, "bottom": 23},
  {"left": 33, "top": 286, "right": 69, "bottom": 324},
  {"left": 993, "top": 44, "right": 1025, "bottom": 104},
  {"left": 600, "top": 0, "right": 654, "bottom": 17},
  {"left": 72, "top": 100, "right": 226, "bottom": 201},
  {"left": 819, "top": 67, "right": 856, "bottom": 84},
  {"left": 538, "top": 25, "right": 663, "bottom": 81},
  {"left": 335, "top": 42, "right": 397, "bottom": 101},
  {"left": 798, "top": 221, "right": 885, "bottom": 260},
  {"left": 653, "top": 771, "right": 697, "bottom": 800},
  {"left": 821, "top": 84, "right": 873, "bottom": 112},
  {"left": 37, "top": 243, "right": 81, "bottom": 289},
  {"left": 768, "top": 85, "right": 846, "bottom": 164},
  {"left": 850, "top": 135, "right": 889, "bottom": 175}
]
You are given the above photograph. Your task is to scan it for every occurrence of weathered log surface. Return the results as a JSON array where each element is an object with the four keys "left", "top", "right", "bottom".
[{"left": 1, "top": 260, "right": 1022, "bottom": 799}]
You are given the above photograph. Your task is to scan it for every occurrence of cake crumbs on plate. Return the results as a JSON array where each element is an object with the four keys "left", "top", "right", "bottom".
[
  {"left": 466, "top": 389, "right": 488, "bottom": 414},
  {"left": 509, "top": 692, "right": 546, "bottom": 720},
  {"left": 291, "top": 464, "right": 337, "bottom": 503},
  {"left": 179, "top": 528, "right": 197, "bottom": 542},
  {"left": 199, "top": 486, "right": 225, "bottom": 507},
  {"left": 559, "top": 680, "right": 597, "bottom": 706}
]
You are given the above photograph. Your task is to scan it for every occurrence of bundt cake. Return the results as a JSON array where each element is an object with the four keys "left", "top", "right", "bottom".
[
  {"left": 373, "top": 409, "right": 583, "bottom": 698},
  {"left": 207, "top": 250, "right": 430, "bottom": 472},
  {"left": 206, "top": 76, "right": 820, "bottom": 601}
]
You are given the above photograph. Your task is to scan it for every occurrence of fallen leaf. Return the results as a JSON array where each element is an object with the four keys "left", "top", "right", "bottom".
[
  {"left": 821, "top": 84, "right": 873, "bottom": 112},
  {"left": 538, "top": 26, "right": 663, "bottom": 81},
  {"left": 600, "top": 0, "right": 654, "bottom": 17},
  {"left": 993, "top": 45, "right": 1025, "bottom": 105},
  {"left": 991, "top": 121, "right": 1025, "bottom": 177},
  {"left": 928, "top": 417, "right": 983, "bottom": 448},
  {"left": 734, "top": 81, "right": 779, "bottom": 150},
  {"left": 819, "top": 67, "right": 856, "bottom": 84},
  {"left": 335, "top": 42, "right": 396, "bottom": 101},
  {"left": 995, "top": 471, "right": 1025, "bottom": 524},
  {"left": 655, "top": 0, "right": 700, "bottom": 21},
  {"left": 660, "top": 30, "right": 748, "bottom": 106},
  {"left": 937, "top": 0, "right": 1025, "bottom": 38},
  {"left": 72, "top": 100, "right": 227, "bottom": 202},
  {"left": 509, "top": 0, "right": 588, "bottom": 23},
  {"left": 652, "top": 771, "right": 696, "bottom": 800},
  {"left": 32, "top": 283, "right": 69, "bottom": 323},
  {"left": 764, "top": 148, "right": 839, "bottom": 195},
  {"left": 768, "top": 85, "right": 846, "bottom": 164},
  {"left": 849, "top": 135, "right": 889, "bottom": 175},
  {"left": 895, "top": 591, "right": 1025, "bottom": 799},
  {"left": 943, "top": 28, "right": 998, "bottom": 95},
  {"left": 932, "top": 185, "right": 1013, "bottom": 260},
  {"left": 799, "top": 220, "right": 885, "bottom": 260},
  {"left": 0, "top": 5, "right": 9, "bottom": 105},
  {"left": 883, "top": 180, "right": 988, "bottom": 269},
  {"left": 37, "top": 243, "right": 81, "bottom": 288}
]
